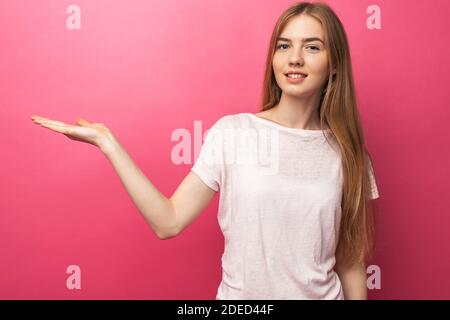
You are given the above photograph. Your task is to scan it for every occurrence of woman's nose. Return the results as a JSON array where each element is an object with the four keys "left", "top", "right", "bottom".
[{"left": 288, "top": 46, "right": 304, "bottom": 65}]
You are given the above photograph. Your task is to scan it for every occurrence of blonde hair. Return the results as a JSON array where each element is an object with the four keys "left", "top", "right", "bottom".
[{"left": 260, "top": 1, "right": 377, "bottom": 267}]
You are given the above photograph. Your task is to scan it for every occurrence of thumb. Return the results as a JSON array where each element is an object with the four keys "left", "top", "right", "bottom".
[{"left": 76, "top": 118, "right": 90, "bottom": 126}]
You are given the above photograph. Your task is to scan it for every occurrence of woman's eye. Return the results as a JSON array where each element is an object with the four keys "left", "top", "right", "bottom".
[
  {"left": 277, "top": 44, "right": 289, "bottom": 50},
  {"left": 276, "top": 44, "right": 320, "bottom": 51}
]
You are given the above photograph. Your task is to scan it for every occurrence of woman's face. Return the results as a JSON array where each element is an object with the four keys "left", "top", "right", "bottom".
[{"left": 272, "top": 14, "right": 331, "bottom": 98}]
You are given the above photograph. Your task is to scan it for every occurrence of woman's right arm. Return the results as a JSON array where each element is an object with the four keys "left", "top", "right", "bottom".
[
  {"left": 100, "top": 134, "right": 217, "bottom": 240},
  {"left": 31, "top": 116, "right": 217, "bottom": 240}
]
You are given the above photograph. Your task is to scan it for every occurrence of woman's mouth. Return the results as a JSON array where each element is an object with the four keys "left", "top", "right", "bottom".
[{"left": 285, "top": 73, "right": 307, "bottom": 83}]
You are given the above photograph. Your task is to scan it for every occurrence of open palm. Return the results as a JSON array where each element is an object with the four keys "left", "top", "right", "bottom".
[{"left": 31, "top": 116, "right": 111, "bottom": 148}]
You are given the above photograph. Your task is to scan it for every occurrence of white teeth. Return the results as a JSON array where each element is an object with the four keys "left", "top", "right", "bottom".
[{"left": 287, "top": 74, "right": 306, "bottom": 78}]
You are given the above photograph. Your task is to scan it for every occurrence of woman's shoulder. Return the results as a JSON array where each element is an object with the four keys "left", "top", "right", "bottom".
[{"left": 213, "top": 112, "right": 250, "bottom": 129}]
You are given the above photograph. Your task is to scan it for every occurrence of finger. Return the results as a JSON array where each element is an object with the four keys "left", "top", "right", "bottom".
[
  {"left": 35, "top": 119, "right": 68, "bottom": 126},
  {"left": 38, "top": 122, "right": 71, "bottom": 134},
  {"left": 31, "top": 116, "right": 50, "bottom": 121},
  {"left": 32, "top": 117, "right": 51, "bottom": 124}
]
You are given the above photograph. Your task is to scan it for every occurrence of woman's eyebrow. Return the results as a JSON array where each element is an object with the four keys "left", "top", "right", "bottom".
[{"left": 276, "top": 36, "right": 324, "bottom": 44}]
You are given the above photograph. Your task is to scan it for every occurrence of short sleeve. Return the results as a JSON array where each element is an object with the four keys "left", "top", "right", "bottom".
[
  {"left": 367, "top": 160, "right": 379, "bottom": 200},
  {"left": 190, "top": 117, "right": 227, "bottom": 192}
]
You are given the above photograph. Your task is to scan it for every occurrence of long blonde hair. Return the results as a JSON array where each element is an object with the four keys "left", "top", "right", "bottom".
[{"left": 261, "top": 1, "right": 377, "bottom": 267}]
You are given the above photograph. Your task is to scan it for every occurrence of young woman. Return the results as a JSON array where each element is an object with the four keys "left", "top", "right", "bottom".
[{"left": 31, "top": 1, "right": 379, "bottom": 300}]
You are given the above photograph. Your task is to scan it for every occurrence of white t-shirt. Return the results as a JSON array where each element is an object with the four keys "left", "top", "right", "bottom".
[{"left": 191, "top": 112, "right": 379, "bottom": 300}]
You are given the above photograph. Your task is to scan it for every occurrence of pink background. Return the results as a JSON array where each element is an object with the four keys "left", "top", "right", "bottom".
[{"left": 1, "top": 0, "right": 449, "bottom": 299}]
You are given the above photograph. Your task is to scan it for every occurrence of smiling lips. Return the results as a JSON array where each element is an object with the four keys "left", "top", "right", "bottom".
[
  {"left": 285, "top": 71, "right": 307, "bottom": 83},
  {"left": 285, "top": 71, "right": 308, "bottom": 78}
]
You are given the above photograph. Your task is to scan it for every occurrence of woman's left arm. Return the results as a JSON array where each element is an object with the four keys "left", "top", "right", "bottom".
[{"left": 334, "top": 262, "right": 367, "bottom": 300}]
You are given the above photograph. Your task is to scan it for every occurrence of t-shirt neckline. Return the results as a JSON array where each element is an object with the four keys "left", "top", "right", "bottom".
[{"left": 244, "top": 113, "right": 331, "bottom": 137}]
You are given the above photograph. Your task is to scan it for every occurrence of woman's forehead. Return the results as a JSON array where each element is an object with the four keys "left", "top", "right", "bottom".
[{"left": 280, "top": 15, "right": 324, "bottom": 40}]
